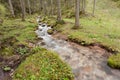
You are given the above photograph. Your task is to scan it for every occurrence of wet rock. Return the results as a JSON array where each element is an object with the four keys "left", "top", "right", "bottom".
[
  {"left": 41, "top": 42, "right": 46, "bottom": 45},
  {"left": 38, "top": 37, "right": 43, "bottom": 40},
  {"left": 47, "top": 29, "right": 54, "bottom": 34}
]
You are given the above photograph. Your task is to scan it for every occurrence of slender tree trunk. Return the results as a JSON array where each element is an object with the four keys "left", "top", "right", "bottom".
[
  {"left": 57, "top": 0, "right": 62, "bottom": 21},
  {"left": 27, "top": 0, "right": 31, "bottom": 15},
  {"left": 43, "top": 1, "right": 47, "bottom": 15},
  {"left": 81, "top": 0, "right": 85, "bottom": 13},
  {"left": 8, "top": 0, "right": 15, "bottom": 17},
  {"left": 39, "top": 0, "right": 43, "bottom": 13},
  {"left": 93, "top": 0, "right": 96, "bottom": 15},
  {"left": 75, "top": 0, "right": 80, "bottom": 28},
  {"left": 20, "top": 0, "right": 26, "bottom": 21},
  {"left": 83, "top": 0, "right": 86, "bottom": 12},
  {"left": 50, "top": 0, "right": 53, "bottom": 15}
]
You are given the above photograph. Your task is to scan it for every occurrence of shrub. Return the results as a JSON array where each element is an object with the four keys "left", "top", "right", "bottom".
[{"left": 108, "top": 53, "right": 120, "bottom": 69}]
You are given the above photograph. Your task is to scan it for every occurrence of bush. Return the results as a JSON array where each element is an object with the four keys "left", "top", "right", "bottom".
[
  {"left": 108, "top": 53, "right": 120, "bottom": 69},
  {"left": 13, "top": 48, "right": 74, "bottom": 80}
]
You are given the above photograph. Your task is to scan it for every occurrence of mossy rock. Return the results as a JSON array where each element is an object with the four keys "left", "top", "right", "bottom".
[
  {"left": 108, "top": 53, "right": 120, "bottom": 69},
  {"left": 13, "top": 48, "right": 74, "bottom": 80},
  {"left": 47, "top": 29, "right": 54, "bottom": 34}
]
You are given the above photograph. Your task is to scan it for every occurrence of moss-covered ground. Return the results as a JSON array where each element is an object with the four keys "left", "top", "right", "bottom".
[
  {"left": 13, "top": 47, "right": 74, "bottom": 80},
  {"left": 0, "top": 15, "right": 74, "bottom": 79}
]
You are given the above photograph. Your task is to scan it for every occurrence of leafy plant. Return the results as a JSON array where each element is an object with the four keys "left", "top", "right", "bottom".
[
  {"left": 3, "top": 66, "right": 11, "bottom": 71},
  {"left": 16, "top": 47, "right": 29, "bottom": 55}
]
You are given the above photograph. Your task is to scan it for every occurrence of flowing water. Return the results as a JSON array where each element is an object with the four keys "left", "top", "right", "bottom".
[{"left": 35, "top": 23, "right": 120, "bottom": 80}]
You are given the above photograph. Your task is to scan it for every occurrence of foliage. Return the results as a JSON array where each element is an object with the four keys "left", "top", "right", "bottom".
[
  {"left": 13, "top": 48, "right": 74, "bottom": 80},
  {"left": 108, "top": 53, "right": 120, "bottom": 69},
  {"left": 3, "top": 66, "right": 11, "bottom": 71},
  {"left": 16, "top": 47, "right": 29, "bottom": 55}
]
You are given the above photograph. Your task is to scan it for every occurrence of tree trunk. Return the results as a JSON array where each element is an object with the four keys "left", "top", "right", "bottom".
[
  {"left": 57, "top": 0, "right": 62, "bottom": 21},
  {"left": 75, "top": 0, "right": 80, "bottom": 28},
  {"left": 50, "top": 0, "right": 53, "bottom": 15},
  {"left": 20, "top": 0, "right": 26, "bottom": 21},
  {"left": 93, "top": 0, "right": 96, "bottom": 15},
  {"left": 39, "top": 0, "right": 43, "bottom": 13},
  {"left": 81, "top": 0, "right": 85, "bottom": 13},
  {"left": 8, "top": 0, "right": 15, "bottom": 17},
  {"left": 43, "top": 1, "right": 47, "bottom": 15},
  {"left": 27, "top": 0, "right": 31, "bottom": 15}
]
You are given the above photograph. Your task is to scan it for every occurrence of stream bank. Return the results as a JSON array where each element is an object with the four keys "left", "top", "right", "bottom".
[{"left": 36, "top": 22, "right": 120, "bottom": 80}]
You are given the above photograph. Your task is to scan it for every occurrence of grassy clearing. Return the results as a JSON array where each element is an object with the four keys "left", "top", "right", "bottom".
[
  {"left": 63, "top": 17, "right": 120, "bottom": 52},
  {"left": 13, "top": 47, "right": 74, "bottom": 80}
]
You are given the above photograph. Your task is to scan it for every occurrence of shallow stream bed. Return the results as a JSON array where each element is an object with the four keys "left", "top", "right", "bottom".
[{"left": 36, "top": 23, "right": 120, "bottom": 80}]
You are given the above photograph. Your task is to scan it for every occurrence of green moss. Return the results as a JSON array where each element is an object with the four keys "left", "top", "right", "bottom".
[
  {"left": 13, "top": 47, "right": 74, "bottom": 80},
  {"left": 108, "top": 53, "right": 120, "bottom": 69},
  {"left": 47, "top": 29, "right": 54, "bottom": 34}
]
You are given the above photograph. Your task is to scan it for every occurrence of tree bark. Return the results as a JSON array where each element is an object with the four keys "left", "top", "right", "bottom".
[
  {"left": 20, "top": 0, "right": 26, "bottom": 21},
  {"left": 81, "top": 0, "right": 85, "bottom": 13},
  {"left": 8, "top": 0, "right": 15, "bottom": 17},
  {"left": 75, "top": 0, "right": 80, "bottom": 28},
  {"left": 50, "top": 0, "right": 53, "bottom": 15},
  {"left": 93, "top": 0, "right": 96, "bottom": 15},
  {"left": 43, "top": 1, "right": 47, "bottom": 15},
  {"left": 39, "top": 0, "right": 43, "bottom": 12},
  {"left": 57, "top": 0, "right": 62, "bottom": 21},
  {"left": 27, "top": 0, "right": 31, "bottom": 15}
]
